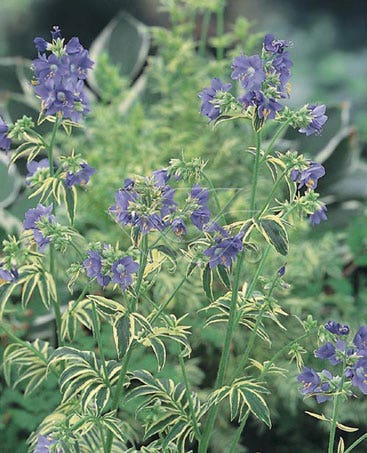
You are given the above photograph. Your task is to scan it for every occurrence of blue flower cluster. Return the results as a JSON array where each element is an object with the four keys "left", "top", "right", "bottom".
[
  {"left": 290, "top": 160, "right": 328, "bottom": 226},
  {"left": 23, "top": 204, "right": 55, "bottom": 251},
  {"left": 109, "top": 169, "right": 244, "bottom": 269},
  {"left": 298, "top": 321, "right": 367, "bottom": 402},
  {"left": 83, "top": 245, "right": 139, "bottom": 291},
  {"left": 198, "top": 34, "right": 327, "bottom": 136},
  {"left": 109, "top": 170, "right": 181, "bottom": 235},
  {"left": 32, "top": 26, "right": 93, "bottom": 122}
]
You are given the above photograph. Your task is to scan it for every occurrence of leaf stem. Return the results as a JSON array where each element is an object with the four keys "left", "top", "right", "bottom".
[
  {"left": 260, "top": 119, "right": 291, "bottom": 164},
  {"left": 198, "top": 251, "right": 245, "bottom": 453},
  {"left": 328, "top": 357, "right": 347, "bottom": 453},
  {"left": 249, "top": 131, "right": 262, "bottom": 216},
  {"left": 105, "top": 234, "right": 149, "bottom": 453},
  {"left": 91, "top": 301, "right": 111, "bottom": 391},
  {"left": 344, "top": 432, "right": 367, "bottom": 453},
  {"left": 47, "top": 116, "right": 62, "bottom": 347}
]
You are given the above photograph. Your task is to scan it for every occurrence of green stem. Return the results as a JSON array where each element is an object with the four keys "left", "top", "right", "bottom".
[
  {"left": 202, "top": 171, "right": 226, "bottom": 223},
  {"left": 99, "top": 423, "right": 108, "bottom": 453},
  {"left": 230, "top": 245, "right": 271, "bottom": 381},
  {"left": 260, "top": 119, "right": 291, "bottom": 164},
  {"left": 216, "top": 0, "right": 225, "bottom": 60},
  {"left": 345, "top": 432, "right": 367, "bottom": 453},
  {"left": 178, "top": 349, "right": 202, "bottom": 441},
  {"left": 228, "top": 409, "right": 250, "bottom": 453},
  {"left": 328, "top": 360, "right": 347, "bottom": 453},
  {"left": 47, "top": 116, "right": 63, "bottom": 347},
  {"left": 229, "top": 328, "right": 315, "bottom": 452},
  {"left": 198, "top": 251, "right": 245, "bottom": 453},
  {"left": 48, "top": 116, "right": 59, "bottom": 177},
  {"left": 249, "top": 131, "right": 262, "bottom": 216},
  {"left": 105, "top": 234, "right": 149, "bottom": 453},
  {"left": 150, "top": 274, "right": 188, "bottom": 325},
  {"left": 199, "top": 10, "right": 211, "bottom": 57},
  {"left": 255, "top": 169, "right": 288, "bottom": 220},
  {"left": 91, "top": 301, "right": 111, "bottom": 391}
]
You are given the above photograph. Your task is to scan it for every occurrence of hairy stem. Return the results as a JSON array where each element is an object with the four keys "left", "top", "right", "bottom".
[
  {"left": 105, "top": 234, "right": 149, "bottom": 453},
  {"left": 91, "top": 301, "right": 111, "bottom": 391},
  {"left": 249, "top": 131, "right": 262, "bottom": 216},
  {"left": 198, "top": 251, "right": 245, "bottom": 453},
  {"left": 48, "top": 116, "right": 62, "bottom": 347},
  {"left": 260, "top": 119, "right": 291, "bottom": 164},
  {"left": 328, "top": 358, "right": 347, "bottom": 453}
]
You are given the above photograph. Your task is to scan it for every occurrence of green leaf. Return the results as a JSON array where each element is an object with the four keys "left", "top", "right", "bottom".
[
  {"left": 241, "top": 387, "right": 271, "bottom": 427},
  {"left": 64, "top": 185, "right": 77, "bottom": 225},
  {"left": 258, "top": 216, "right": 288, "bottom": 256},
  {"left": 149, "top": 337, "right": 166, "bottom": 371},
  {"left": 202, "top": 263, "right": 213, "bottom": 300},
  {"left": 217, "top": 264, "right": 230, "bottom": 289},
  {"left": 113, "top": 313, "right": 135, "bottom": 359}
]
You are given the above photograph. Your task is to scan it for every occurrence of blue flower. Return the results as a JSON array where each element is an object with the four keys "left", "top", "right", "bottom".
[
  {"left": 278, "top": 265, "right": 286, "bottom": 277},
  {"left": 325, "top": 320, "right": 350, "bottom": 336},
  {"left": 291, "top": 161, "right": 325, "bottom": 190},
  {"left": 352, "top": 357, "right": 367, "bottom": 394},
  {"left": 0, "top": 265, "right": 18, "bottom": 284},
  {"left": 27, "top": 158, "right": 50, "bottom": 178},
  {"left": 111, "top": 256, "right": 139, "bottom": 290},
  {"left": 263, "top": 34, "right": 288, "bottom": 54},
  {"left": 65, "top": 162, "right": 96, "bottom": 187},
  {"left": 353, "top": 325, "right": 367, "bottom": 356},
  {"left": 0, "top": 116, "right": 11, "bottom": 151},
  {"left": 309, "top": 204, "right": 327, "bottom": 226},
  {"left": 172, "top": 218, "right": 187, "bottom": 237},
  {"left": 231, "top": 55, "right": 265, "bottom": 91},
  {"left": 314, "top": 342, "right": 340, "bottom": 365},
  {"left": 299, "top": 104, "right": 328, "bottom": 136},
  {"left": 190, "top": 184, "right": 211, "bottom": 230},
  {"left": 198, "top": 78, "right": 232, "bottom": 121},
  {"left": 32, "top": 27, "right": 93, "bottom": 122},
  {"left": 271, "top": 51, "right": 293, "bottom": 94},
  {"left": 23, "top": 204, "right": 55, "bottom": 251},
  {"left": 240, "top": 90, "right": 282, "bottom": 120},
  {"left": 204, "top": 231, "right": 244, "bottom": 269},
  {"left": 297, "top": 367, "right": 320, "bottom": 395},
  {"left": 34, "top": 434, "right": 61, "bottom": 453},
  {"left": 83, "top": 250, "right": 110, "bottom": 287}
]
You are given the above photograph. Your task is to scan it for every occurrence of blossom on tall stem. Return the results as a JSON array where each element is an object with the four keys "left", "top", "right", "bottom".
[
  {"left": 299, "top": 104, "right": 328, "bottom": 136},
  {"left": 111, "top": 256, "right": 139, "bottom": 291},
  {"left": 309, "top": 204, "right": 327, "bottom": 226},
  {"left": 291, "top": 161, "right": 325, "bottom": 190},
  {"left": 83, "top": 250, "right": 111, "bottom": 287},
  {"left": 23, "top": 204, "right": 55, "bottom": 251},
  {"left": 231, "top": 55, "right": 266, "bottom": 91},
  {"left": 32, "top": 27, "right": 93, "bottom": 122},
  {"left": 65, "top": 162, "right": 96, "bottom": 187},
  {"left": 198, "top": 78, "right": 232, "bottom": 121},
  {"left": 190, "top": 184, "right": 211, "bottom": 231},
  {"left": 204, "top": 231, "right": 244, "bottom": 269}
]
